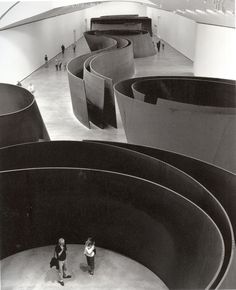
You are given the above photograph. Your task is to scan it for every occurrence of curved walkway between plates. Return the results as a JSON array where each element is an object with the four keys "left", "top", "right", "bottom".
[
  {"left": 1, "top": 140, "right": 235, "bottom": 289},
  {"left": 67, "top": 32, "right": 134, "bottom": 129}
]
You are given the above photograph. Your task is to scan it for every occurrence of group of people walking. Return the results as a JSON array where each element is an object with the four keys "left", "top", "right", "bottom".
[
  {"left": 55, "top": 58, "right": 66, "bottom": 71},
  {"left": 44, "top": 44, "right": 69, "bottom": 71},
  {"left": 156, "top": 40, "right": 165, "bottom": 52},
  {"left": 52, "top": 237, "right": 96, "bottom": 286},
  {"left": 17, "top": 43, "right": 75, "bottom": 95}
]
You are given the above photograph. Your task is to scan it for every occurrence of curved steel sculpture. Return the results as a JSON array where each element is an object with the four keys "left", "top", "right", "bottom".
[
  {"left": 0, "top": 83, "right": 49, "bottom": 147},
  {"left": 90, "top": 15, "right": 153, "bottom": 36},
  {"left": 84, "top": 30, "right": 156, "bottom": 58},
  {"left": 0, "top": 140, "right": 235, "bottom": 289},
  {"left": 67, "top": 33, "right": 134, "bottom": 129},
  {"left": 114, "top": 76, "right": 236, "bottom": 173}
]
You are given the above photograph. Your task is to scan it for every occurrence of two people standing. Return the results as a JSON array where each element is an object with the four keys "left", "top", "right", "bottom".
[
  {"left": 54, "top": 237, "right": 96, "bottom": 286},
  {"left": 55, "top": 58, "right": 62, "bottom": 71},
  {"left": 156, "top": 40, "right": 165, "bottom": 52},
  {"left": 55, "top": 44, "right": 66, "bottom": 71}
]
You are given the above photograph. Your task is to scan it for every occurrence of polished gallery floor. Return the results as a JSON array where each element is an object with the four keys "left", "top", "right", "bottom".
[
  {"left": 22, "top": 36, "right": 193, "bottom": 142},
  {"left": 1, "top": 245, "right": 168, "bottom": 290}
]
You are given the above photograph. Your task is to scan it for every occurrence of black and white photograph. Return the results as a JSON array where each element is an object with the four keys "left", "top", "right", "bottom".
[{"left": 0, "top": 0, "right": 235, "bottom": 289}]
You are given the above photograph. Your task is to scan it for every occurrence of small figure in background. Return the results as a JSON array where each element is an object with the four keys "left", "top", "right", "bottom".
[
  {"left": 17, "top": 81, "right": 22, "bottom": 87},
  {"left": 84, "top": 237, "right": 96, "bottom": 275},
  {"left": 61, "top": 44, "right": 65, "bottom": 55},
  {"left": 162, "top": 42, "right": 165, "bottom": 51},
  {"left": 156, "top": 40, "right": 161, "bottom": 52},
  {"left": 55, "top": 58, "right": 59, "bottom": 71},
  {"left": 27, "top": 83, "right": 35, "bottom": 95},
  {"left": 73, "top": 43, "right": 76, "bottom": 53},
  {"left": 44, "top": 54, "right": 48, "bottom": 68},
  {"left": 63, "top": 61, "right": 67, "bottom": 71},
  {"left": 58, "top": 60, "right": 62, "bottom": 71}
]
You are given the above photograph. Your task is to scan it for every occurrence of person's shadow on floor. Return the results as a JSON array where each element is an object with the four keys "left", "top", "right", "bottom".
[
  {"left": 80, "top": 263, "right": 88, "bottom": 272},
  {"left": 45, "top": 268, "right": 58, "bottom": 283}
]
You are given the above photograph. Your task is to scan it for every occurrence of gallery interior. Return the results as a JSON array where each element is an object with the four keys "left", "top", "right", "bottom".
[{"left": 0, "top": 0, "right": 235, "bottom": 289}]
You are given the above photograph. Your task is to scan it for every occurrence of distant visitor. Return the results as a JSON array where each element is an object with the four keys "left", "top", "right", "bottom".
[
  {"left": 156, "top": 40, "right": 161, "bottom": 52},
  {"left": 61, "top": 44, "right": 65, "bottom": 55},
  {"left": 44, "top": 54, "right": 48, "bottom": 68},
  {"left": 27, "top": 83, "right": 35, "bottom": 95},
  {"left": 73, "top": 43, "right": 76, "bottom": 53}
]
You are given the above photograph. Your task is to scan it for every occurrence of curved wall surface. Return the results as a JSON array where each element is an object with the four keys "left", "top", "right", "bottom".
[
  {"left": 0, "top": 140, "right": 236, "bottom": 288},
  {"left": 0, "top": 159, "right": 224, "bottom": 289},
  {"left": 86, "top": 140, "right": 236, "bottom": 289},
  {"left": 114, "top": 76, "right": 236, "bottom": 173},
  {"left": 0, "top": 83, "right": 49, "bottom": 147},
  {"left": 83, "top": 55, "right": 107, "bottom": 128},
  {"left": 67, "top": 53, "right": 91, "bottom": 128},
  {"left": 90, "top": 40, "right": 134, "bottom": 83},
  {"left": 92, "top": 22, "right": 142, "bottom": 31},
  {"left": 90, "top": 15, "right": 152, "bottom": 36},
  {"left": 67, "top": 37, "right": 117, "bottom": 129},
  {"left": 84, "top": 30, "right": 156, "bottom": 58},
  {"left": 67, "top": 32, "right": 134, "bottom": 129},
  {"left": 81, "top": 34, "right": 117, "bottom": 52}
]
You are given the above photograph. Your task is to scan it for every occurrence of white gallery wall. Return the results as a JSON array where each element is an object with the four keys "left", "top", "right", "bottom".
[
  {"left": 0, "top": 10, "right": 85, "bottom": 84},
  {"left": 147, "top": 7, "right": 197, "bottom": 61},
  {"left": 1, "top": 1, "right": 235, "bottom": 84},
  {"left": 194, "top": 24, "right": 236, "bottom": 80},
  {"left": 84, "top": 2, "right": 147, "bottom": 30},
  {"left": 0, "top": 1, "right": 147, "bottom": 84}
]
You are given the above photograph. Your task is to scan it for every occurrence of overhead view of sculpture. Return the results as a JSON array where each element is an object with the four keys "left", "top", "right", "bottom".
[{"left": 0, "top": 0, "right": 235, "bottom": 289}]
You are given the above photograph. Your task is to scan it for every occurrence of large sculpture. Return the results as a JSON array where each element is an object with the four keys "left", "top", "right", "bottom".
[
  {"left": 1, "top": 140, "right": 236, "bottom": 289},
  {"left": 90, "top": 15, "right": 153, "bottom": 36},
  {"left": 0, "top": 83, "right": 49, "bottom": 147},
  {"left": 84, "top": 30, "right": 156, "bottom": 58},
  {"left": 67, "top": 33, "right": 134, "bottom": 128},
  {"left": 114, "top": 76, "right": 236, "bottom": 173}
]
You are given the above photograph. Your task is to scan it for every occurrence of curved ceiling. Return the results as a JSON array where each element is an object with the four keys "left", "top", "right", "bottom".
[{"left": 0, "top": 0, "right": 235, "bottom": 31}]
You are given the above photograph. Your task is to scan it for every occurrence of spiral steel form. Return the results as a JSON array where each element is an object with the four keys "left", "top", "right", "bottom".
[{"left": 0, "top": 140, "right": 235, "bottom": 289}]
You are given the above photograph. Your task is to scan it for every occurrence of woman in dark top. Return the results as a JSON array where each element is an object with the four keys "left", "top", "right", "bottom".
[{"left": 55, "top": 238, "right": 71, "bottom": 286}]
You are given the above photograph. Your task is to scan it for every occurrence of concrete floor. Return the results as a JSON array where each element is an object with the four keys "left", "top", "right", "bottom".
[
  {"left": 21, "top": 36, "right": 193, "bottom": 142},
  {"left": 0, "top": 245, "right": 168, "bottom": 290}
]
